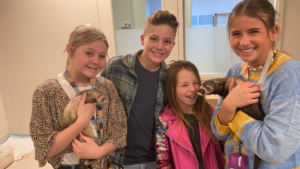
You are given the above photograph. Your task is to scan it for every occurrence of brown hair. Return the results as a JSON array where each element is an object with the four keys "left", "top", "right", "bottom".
[
  {"left": 65, "top": 25, "right": 109, "bottom": 69},
  {"left": 165, "top": 61, "right": 212, "bottom": 136},
  {"left": 143, "top": 10, "right": 179, "bottom": 37},
  {"left": 227, "top": 0, "right": 277, "bottom": 46}
]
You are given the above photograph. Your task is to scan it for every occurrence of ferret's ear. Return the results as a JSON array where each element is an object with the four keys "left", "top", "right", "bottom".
[
  {"left": 205, "top": 86, "right": 211, "bottom": 92},
  {"left": 97, "top": 94, "right": 107, "bottom": 104}
]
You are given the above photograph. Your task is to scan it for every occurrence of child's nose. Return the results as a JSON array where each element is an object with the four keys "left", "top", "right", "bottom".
[
  {"left": 240, "top": 35, "right": 250, "bottom": 46},
  {"left": 92, "top": 57, "right": 100, "bottom": 64},
  {"left": 189, "top": 85, "right": 195, "bottom": 91},
  {"left": 156, "top": 41, "right": 163, "bottom": 49}
]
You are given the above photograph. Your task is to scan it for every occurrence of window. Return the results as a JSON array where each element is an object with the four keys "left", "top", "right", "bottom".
[
  {"left": 112, "top": 0, "right": 161, "bottom": 56},
  {"left": 185, "top": 0, "right": 243, "bottom": 74}
]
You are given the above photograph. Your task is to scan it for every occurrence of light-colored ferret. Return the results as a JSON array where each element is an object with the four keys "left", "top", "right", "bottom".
[
  {"left": 197, "top": 76, "right": 265, "bottom": 121},
  {"left": 60, "top": 89, "right": 106, "bottom": 169}
]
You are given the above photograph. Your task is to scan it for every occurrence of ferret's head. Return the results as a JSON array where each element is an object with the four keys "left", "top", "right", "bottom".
[
  {"left": 197, "top": 80, "right": 216, "bottom": 96},
  {"left": 83, "top": 89, "right": 107, "bottom": 104}
]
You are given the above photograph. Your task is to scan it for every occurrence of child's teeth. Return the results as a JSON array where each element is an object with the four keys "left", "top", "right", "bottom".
[
  {"left": 242, "top": 48, "right": 254, "bottom": 52},
  {"left": 153, "top": 52, "right": 162, "bottom": 55}
]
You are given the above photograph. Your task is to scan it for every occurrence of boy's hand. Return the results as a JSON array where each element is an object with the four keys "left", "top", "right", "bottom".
[{"left": 76, "top": 93, "right": 95, "bottom": 128}]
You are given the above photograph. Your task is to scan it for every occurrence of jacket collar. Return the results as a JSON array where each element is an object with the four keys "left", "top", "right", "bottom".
[
  {"left": 163, "top": 106, "right": 195, "bottom": 153},
  {"left": 127, "top": 49, "right": 143, "bottom": 67},
  {"left": 161, "top": 106, "right": 213, "bottom": 155}
]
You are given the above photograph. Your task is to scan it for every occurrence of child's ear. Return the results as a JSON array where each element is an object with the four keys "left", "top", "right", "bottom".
[
  {"left": 66, "top": 43, "right": 73, "bottom": 57},
  {"left": 269, "top": 25, "right": 279, "bottom": 42},
  {"left": 140, "top": 34, "right": 145, "bottom": 46}
]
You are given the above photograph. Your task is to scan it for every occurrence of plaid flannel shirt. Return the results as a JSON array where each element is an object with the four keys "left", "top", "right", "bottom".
[{"left": 100, "top": 49, "right": 168, "bottom": 164}]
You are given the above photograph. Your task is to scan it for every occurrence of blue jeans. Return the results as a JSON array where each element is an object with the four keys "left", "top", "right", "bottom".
[{"left": 123, "top": 161, "right": 156, "bottom": 169}]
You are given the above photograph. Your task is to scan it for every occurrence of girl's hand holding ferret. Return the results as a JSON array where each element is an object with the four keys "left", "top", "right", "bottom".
[
  {"left": 218, "top": 78, "right": 260, "bottom": 125},
  {"left": 76, "top": 93, "right": 96, "bottom": 128},
  {"left": 72, "top": 132, "right": 101, "bottom": 159},
  {"left": 225, "top": 78, "right": 260, "bottom": 110}
]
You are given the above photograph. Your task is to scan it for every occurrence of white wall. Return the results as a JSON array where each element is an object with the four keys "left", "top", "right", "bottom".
[
  {"left": 281, "top": 0, "right": 300, "bottom": 61},
  {"left": 0, "top": 92, "right": 9, "bottom": 143},
  {"left": 0, "top": 0, "right": 100, "bottom": 135}
]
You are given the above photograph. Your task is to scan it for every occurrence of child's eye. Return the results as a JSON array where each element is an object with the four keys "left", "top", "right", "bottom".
[
  {"left": 231, "top": 33, "right": 240, "bottom": 36},
  {"left": 86, "top": 52, "right": 93, "bottom": 56},
  {"left": 250, "top": 30, "right": 259, "bottom": 34},
  {"left": 182, "top": 84, "right": 187, "bottom": 87},
  {"left": 99, "top": 55, "right": 106, "bottom": 58},
  {"left": 165, "top": 40, "right": 172, "bottom": 44},
  {"left": 150, "top": 37, "right": 157, "bottom": 41}
]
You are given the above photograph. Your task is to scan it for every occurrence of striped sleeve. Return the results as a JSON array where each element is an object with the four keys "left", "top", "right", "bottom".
[
  {"left": 214, "top": 113, "right": 231, "bottom": 136},
  {"left": 210, "top": 97, "right": 231, "bottom": 141},
  {"left": 228, "top": 110, "right": 255, "bottom": 137}
]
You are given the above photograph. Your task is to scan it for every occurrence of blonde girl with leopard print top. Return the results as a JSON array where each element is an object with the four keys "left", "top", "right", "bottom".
[{"left": 29, "top": 25, "right": 127, "bottom": 169}]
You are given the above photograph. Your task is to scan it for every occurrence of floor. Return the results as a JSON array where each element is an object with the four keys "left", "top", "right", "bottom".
[{"left": 6, "top": 150, "right": 52, "bottom": 169}]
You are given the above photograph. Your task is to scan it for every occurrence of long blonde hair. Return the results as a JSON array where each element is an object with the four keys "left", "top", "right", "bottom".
[
  {"left": 64, "top": 25, "right": 109, "bottom": 69},
  {"left": 165, "top": 61, "right": 212, "bottom": 136}
]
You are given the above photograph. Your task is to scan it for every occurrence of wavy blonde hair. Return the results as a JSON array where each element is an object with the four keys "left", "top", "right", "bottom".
[{"left": 64, "top": 25, "right": 109, "bottom": 69}]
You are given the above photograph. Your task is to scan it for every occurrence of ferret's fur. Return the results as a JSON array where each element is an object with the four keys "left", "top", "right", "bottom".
[
  {"left": 60, "top": 89, "right": 106, "bottom": 169},
  {"left": 198, "top": 76, "right": 265, "bottom": 168},
  {"left": 198, "top": 76, "right": 265, "bottom": 121}
]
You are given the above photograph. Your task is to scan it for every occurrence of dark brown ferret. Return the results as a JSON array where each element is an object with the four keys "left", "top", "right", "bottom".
[
  {"left": 198, "top": 76, "right": 265, "bottom": 167},
  {"left": 60, "top": 89, "right": 106, "bottom": 169},
  {"left": 197, "top": 76, "right": 265, "bottom": 121}
]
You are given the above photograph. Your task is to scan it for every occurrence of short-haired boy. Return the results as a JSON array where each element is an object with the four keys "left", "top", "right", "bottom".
[{"left": 101, "top": 10, "right": 179, "bottom": 168}]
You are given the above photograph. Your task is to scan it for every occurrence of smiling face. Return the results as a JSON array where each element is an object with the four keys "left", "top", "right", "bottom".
[
  {"left": 68, "top": 40, "right": 107, "bottom": 80},
  {"left": 176, "top": 69, "right": 200, "bottom": 112},
  {"left": 139, "top": 24, "right": 175, "bottom": 71},
  {"left": 229, "top": 14, "right": 278, "bottom": 67}
]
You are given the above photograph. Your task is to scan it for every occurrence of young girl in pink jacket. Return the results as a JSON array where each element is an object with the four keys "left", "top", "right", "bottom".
[{"left": 155, "top": 61, "right": 225, "bottom": 169}]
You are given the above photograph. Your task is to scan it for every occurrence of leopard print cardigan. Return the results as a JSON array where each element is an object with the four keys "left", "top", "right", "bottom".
[{"left": 29, "top": 76, "right": 127, "bottom": 169}]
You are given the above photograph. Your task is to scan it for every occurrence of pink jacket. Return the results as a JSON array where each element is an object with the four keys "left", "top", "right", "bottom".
[{"left": 156, "top": 106, "right": 225, "bottom": 169}]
